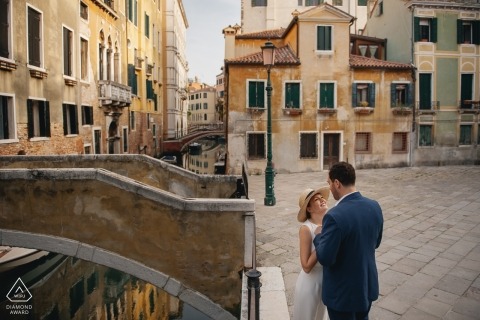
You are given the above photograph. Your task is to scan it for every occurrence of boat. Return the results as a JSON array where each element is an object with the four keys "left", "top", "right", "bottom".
[
  {"left": 0, "top": 246, "right": 49, "bottom": 272},
  {"left": 160, "top": 155, "right": 177, "bottom": 164}
]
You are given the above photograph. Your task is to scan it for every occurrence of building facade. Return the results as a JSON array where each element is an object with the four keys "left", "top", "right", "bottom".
[
  {"left": 188, "top": 84, "right": 217, "bottom": 127},
  {"left": 363, "top": 0, "right": 480, "bottom": 165},
  {"left": 225, "top": 4, "right": 414, "bottom": 175},
  {"left": 242, "top": 0, "right": 370, "bottom": 34},
  {"left": 162, "top": 0, "right": 189, "bottom": 140},
  {"left": 0, "top": 0, "right": 188, "bottom": 158}
]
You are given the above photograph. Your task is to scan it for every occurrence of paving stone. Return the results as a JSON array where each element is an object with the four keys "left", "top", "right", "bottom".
[
  {"left": 434, "top": 274, "right": 472, "bottom": 296},
  {"left": 414, "top": 297, "right": 452, "bottom": 318},
  {"left": 451, "top": 297, "right": 480, "bottom": 319},
  {"left": 399, "top": 307, "right": 443, "bottom": 320}
]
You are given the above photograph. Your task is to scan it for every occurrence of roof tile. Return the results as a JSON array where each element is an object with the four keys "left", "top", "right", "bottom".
[
  {"left": 350, "top": 55, "right": 413, "bottom": 70},
  {"left": 226, "top": 45, "right": 300, "bottom": 65}
]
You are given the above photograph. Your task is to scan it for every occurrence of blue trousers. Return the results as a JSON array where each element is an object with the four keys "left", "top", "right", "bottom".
[{"left": 326, "top": 302, "right": 372, "bottom": 320}]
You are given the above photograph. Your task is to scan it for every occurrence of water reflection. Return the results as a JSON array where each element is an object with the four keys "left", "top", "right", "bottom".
[
  {"left": 184, "top": 137, "right": 225, "bottom": 174},
  {"left": 0, "top": 251, "right": 213, "bottom": 319}
]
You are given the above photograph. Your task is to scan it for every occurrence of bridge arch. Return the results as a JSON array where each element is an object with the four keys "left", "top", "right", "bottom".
[
  {"left": 0, "top": 229, "right": 232, "bottom": 319},
  {"left": 0, "top": 159, "right": 254, "bottom": 318}
]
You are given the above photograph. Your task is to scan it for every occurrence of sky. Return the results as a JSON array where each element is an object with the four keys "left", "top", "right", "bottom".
[{"left": 183, "top": 0, "right": 241, "bottom": 86}]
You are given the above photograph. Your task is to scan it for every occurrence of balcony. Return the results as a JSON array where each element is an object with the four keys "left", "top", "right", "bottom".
[
  {"left": 135, "top": 57, "right": 144, "bottom": 70},
  {"left": 458, "top": 100, "right": 480, "bottom": 114},
  {"left": 98, "top": 80, "right": 132, "bottom": 108},
  {"left": 416, "top": 101, "right": 439, "bottom": 115},
  {"left": 90, "top": 0, "right": 117, "bottom": 19}
]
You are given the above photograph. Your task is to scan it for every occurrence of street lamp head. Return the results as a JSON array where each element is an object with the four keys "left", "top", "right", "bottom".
[{"left": 261, "top": 41, "right": 276, "bottom": 68}]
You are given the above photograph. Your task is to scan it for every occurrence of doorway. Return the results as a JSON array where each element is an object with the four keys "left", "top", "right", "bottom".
[{"left": 323, "top": 133, "right": 341, "bottom": 170}]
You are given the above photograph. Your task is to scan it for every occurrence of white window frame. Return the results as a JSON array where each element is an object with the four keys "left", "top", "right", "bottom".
[
  {"left": 317, "top": 80, "right": 337, "bottom": 109},
  {"left": 26, "top": 4, "right": 45, "bottom": 71},
  {"left": 0, "top": 93, "right": 18, "bottom": 143},
  {"left": 283, "top": 80, "right": 302, "bottom": 109},
  {"left": 316, "top": 24, "right": 333, "bottom": 55},
  {"left": 62, "top": 25, "right": 75, "bottom": 79},
  {"left": 299, "top": 131, "right": 319, "bottom": 159}
]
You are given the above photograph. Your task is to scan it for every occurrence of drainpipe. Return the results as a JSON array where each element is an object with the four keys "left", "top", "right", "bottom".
[{"left": 410, "top": 6, "right": 416, "bottom": 168}]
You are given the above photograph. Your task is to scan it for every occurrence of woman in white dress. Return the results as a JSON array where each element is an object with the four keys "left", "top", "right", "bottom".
[{"left": 293, "top": 187, "right": 330, "bottom": 320}]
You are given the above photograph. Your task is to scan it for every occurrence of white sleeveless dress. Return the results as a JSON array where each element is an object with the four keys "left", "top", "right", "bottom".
[{"left": 293, "top": 220, "right": 328, "bottom": 320}]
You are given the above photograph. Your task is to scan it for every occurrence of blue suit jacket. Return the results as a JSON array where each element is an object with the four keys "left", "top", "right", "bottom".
[{"left": 313, "top": 192, "right": 383, "bottom": 312}]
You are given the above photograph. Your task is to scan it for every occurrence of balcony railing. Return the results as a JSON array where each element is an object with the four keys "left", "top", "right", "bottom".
[
  {"left": 98, "top": 80, "right": 132, "bottom": 106},
  {"left": 458, "top": 100, "right": 479, "bottom": 113},
  {"left": 416, "top": 101, "right": 439, "bottom": 113}
]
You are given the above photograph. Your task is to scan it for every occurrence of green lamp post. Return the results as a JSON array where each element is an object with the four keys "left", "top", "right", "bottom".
[{"left": 262, "top": 41, "right": 276, "bottom": 206}]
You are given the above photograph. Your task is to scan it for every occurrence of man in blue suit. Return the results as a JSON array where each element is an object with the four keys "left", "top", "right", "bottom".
[{"left": 313, "top": 162, "right": 383, "bottom": 320}]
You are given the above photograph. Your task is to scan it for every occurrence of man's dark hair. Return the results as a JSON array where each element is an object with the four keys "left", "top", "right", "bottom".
[{"left": 329, "top": 161, "right": 356, "bottom": 186}]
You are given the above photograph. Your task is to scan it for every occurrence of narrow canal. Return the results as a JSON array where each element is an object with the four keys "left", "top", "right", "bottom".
[{"left": 0, "top": 250, "right": 213, "bottom": 319}]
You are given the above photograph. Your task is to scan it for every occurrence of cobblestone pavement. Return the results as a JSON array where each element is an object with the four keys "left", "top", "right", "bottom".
[{"left": 247, "top": 166, "right": 480, "bottom": 320}]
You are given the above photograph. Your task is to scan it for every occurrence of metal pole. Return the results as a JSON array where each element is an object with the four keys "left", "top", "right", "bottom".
[
  {"left": 246, "top": 268, "right": 262, "bottom": 320},
  {"left": 264, "top": 66, "right": 276, "bottom": 206}
]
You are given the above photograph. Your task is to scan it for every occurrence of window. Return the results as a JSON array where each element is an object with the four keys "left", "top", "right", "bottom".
[
  {"left": 392, "top": 132, "right": 408, "bottom": 153},
  {"left": 203, "top": 93, "right": 207, "bottom": 98},
  {"left": 63, "top": 27, "right": 73, "bottom": 76},
  {"left": 203, "top": 103, "right": 207, "bottom": 109},
  {"left": 128, "top": 0, "right": 138, "bottom": 25},
  {"left": 419, "top": 125, "right": 433, "bottom": 147},
  {"left": 252, "top": 0, "right": 267, "bottom": 6},
  {"left": 391, "top": 83, "right": 413, "bottom": 107},
  {"left": 460, "top": 74, "right": 473, "bottom": 109},
  {"left": 0, "top": 0, "right": 11, "bottom": 59},
  {"left": 28, "top": 6, "right": 42, "bottom": 67},
  {"left": 128, "top": 64, "right": 138, "bottom": 95},
  {"left": 63, "top": 104, "right": 78, "bottom": 135},
  {"left": 130, "top": 111, "right": 135, "bottom": 130},
  {"left": 317, "top": 26, "right": 332, "bottom": 52},
  {"left": 414, "top": 17, "right": 437, "bottom": 43},
  {"left": 81, "top": 105, "right": 93, "bottom": 125},
  {"left": 306, "top": 0, "right": 322, "bottom": 5},
  {"left": 27, "top": 99, "right": 50, "bottom": 138},
  {"left": 84, "top": 145, "right": 91, "bottom": 154},
  {"left": 353, "top": 83, "right": 375, "bottom": 107},
  {"left": 80, "top": 1, "right": 88, "bottom": 20},
  {"left": 247, "top": 132, "right": 265, "bottom": 159},
  {"left": 93, "top": 128, "right": 101, "bottom": 154},
  {"left": 319, "top": 82, "right": 335, "bottom": 108},
  {"left": 456, "top": 20, "right": 480, "bottom": 44},
  {"left": 145, "top": 13, "right": 149, "bottom": 38},
  {"left": 300, "top": 132, "right": 318, "bottom": 158},
  {"left": 80, "top": 38, "right": 88, "bottom": 80},
  {"left": 285, "top": 82, "right": 301, "bottom": 109},
  {"left": 355, "top": 132, "right": 371, "bottom": 153},
  {"left": 358, "top": 0, "right": 367, "bottom": 5},
  {"left": 459, "top": 125, "right": 472, "bottom": 145},
  {"left": 0, "top": 95, "right": 15, "bottom": 140},
  {"left": 248, "top": 81, "right": 265, "bottom": 109},
  {"left": 332, "top": 0, "right": 343, "bottom": 5},
  {"left": 146, "top": 79, "right": 154, "bottom": 99},
  {"left": 419, "top": 74, "right": 432, "bottom": 110}
]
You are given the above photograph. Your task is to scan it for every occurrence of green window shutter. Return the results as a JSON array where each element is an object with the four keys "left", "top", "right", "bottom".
[
  {"left": 62, "top": 104, "right": 68, "bottom": 135},
  {"left": 431, "top": 18, "right": 437, "bottom": 43},
  {"left": 248, "top": 82, "right": 257, "bottom": 107},
  {"left": 390, "top": 83, "right": 396, "bottom": 107},
  {"left": 27, "top": 99, "right": 34, "bottom": 138},
  {"left": 419, "top": 74, "right": 431, "bottom": 110},
  {"left": 285, "top": 83, "right": 300, "bottom": 108},
  {"left": 73, "top": 105, "right": 78, "bottom": 134},
  {"left": 317, "top": 26, "right": 331, "bottom": 50},
  {"left": 154, "top": 93, "right": 158, "bottom": 111},
  {"left": 145, "top": 14, "right": 149, "bottom": 38},
  {"left": 473, "top": 21, "right": 480, "bottom": 45},
  {"left": 368, "top": 83, "right": 375, "bottom": 107},
  {"left": 44, "top": 101, "right": 51, "bottom": 137},
  {"left": 407, "top": 83, "right": 413, "bottom": 107},
  {"left": 414, "top": 17, "right": 420, "bottom": 42},
  {"left": 457, "top": 20, "right": 463, "bottom": 44},
  {"left": 320, "top": 83, "right": 334, "bottom": 108},
  {"left": 352, "top": 83, "right": 357, "bottom": 107}
]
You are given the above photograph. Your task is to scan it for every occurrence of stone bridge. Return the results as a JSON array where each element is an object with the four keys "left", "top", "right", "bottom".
[
  {"left": 163, "top": 124, "right": 225, "bottom": 153},
  {"left": 0, "top": 155, "right": 255, "bottom": 320}
]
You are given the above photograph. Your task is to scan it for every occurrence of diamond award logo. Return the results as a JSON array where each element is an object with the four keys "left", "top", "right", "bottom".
[{"left": 6, "top": 278, "right": 32, "bottom": 303}]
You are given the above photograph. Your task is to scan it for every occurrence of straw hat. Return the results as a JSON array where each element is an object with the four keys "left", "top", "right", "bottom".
[{"left": 297, "top": 187, "right": 330, "bottom": 222}]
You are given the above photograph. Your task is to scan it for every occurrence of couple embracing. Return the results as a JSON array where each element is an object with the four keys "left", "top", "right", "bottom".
[{"left": 293, "top": 162, "right": 384, "bottom": 320}]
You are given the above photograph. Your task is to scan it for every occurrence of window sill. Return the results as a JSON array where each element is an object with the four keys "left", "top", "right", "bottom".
[
  {"left": 0, "top": 139, "right": 20, "bottom": 144},
  {"left": 392, "top": 107, "right": 413, "bottom": 115},
  {"left": 0, "top": 58, "right": 17, "bottom": 71},
  {"left": 247, "top": 108, "right": 265, "bottom": 114},
  {"left": 317, "top": 108, "right": 337, "bottom": 114},
  {"left": 283, "top": 108, "right": 302, "bottom": 115},
  {"left": 29, "top": 137, "right": 50, "bottom": 142},
  {"left": 354, "top": 107, "right": 374, "bottom": 114},
  {"left": 417, "top": 109, "right": 436, "bottom": 115},
  {"left": 28, "top": 66, "right": 48, "bottom": 79},
  {"left": 64, "top": 76, "right": 77, "bottom": 86}
]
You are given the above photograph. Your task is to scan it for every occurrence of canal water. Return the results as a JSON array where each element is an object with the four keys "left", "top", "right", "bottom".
[
  {"left": 183, "top": 137, "right": 226, "bottom": 175},
  {"left": 0, "top": 251, "right": 213, "bottom": 319}
]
